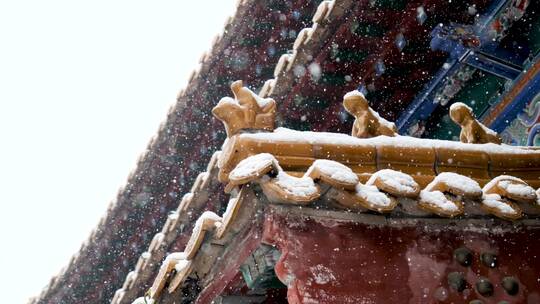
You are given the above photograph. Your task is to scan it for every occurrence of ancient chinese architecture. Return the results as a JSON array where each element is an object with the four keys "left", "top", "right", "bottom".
[
  {"left": 31, "top": 0, "right": 540, "bottom": 303},
  {"left": 125, "top": 81, "right": 540, "bottom": 304}
]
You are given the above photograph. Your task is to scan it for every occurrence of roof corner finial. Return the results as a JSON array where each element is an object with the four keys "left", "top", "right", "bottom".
[
  {"left": 449, "top": 102, "right": 502, "bottom": 144},
  {"left": 212, "top": 80, "right": 276, "bottom": 137},
  {"left": 343, "top": 90, "right": 398, "bottom": 138}
]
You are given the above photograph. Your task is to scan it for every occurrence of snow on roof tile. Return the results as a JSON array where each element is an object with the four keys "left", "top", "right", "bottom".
[{"left": 224, "top": 152, "right": 539, "bottom": 220}]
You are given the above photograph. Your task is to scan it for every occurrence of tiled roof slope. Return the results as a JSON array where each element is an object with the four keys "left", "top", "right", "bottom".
[
  {"left": 111, "top": 1, "right": 359, "bottom": 301},
  {"left": 32, "top": 0, "right": 506, "bottom": 302},
  {"left": 30, "top": 1, "right": 324, "bottom": 303},
  {"left": 109, "top": 0, "right": 513, "bottom": 302},
  {"left": 111, "top": 152, "right": 225, "bottom": 304}
]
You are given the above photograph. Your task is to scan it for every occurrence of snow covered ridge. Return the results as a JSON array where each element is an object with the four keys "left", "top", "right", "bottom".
[
  {"left": 111, "top": 151, "right": 225, "bottom": 304},
  {"left": 229, "top": 153, "right": 276, "bottom": 181},
  {"left": 226, "top": 153, "right": 540, "bottom": 219},
  {"left": 116, "top": 209, "right": 224, "bottom": 303},
  {"left": 482, "top": 194, "right": 519, "bottom": 217},
  {"left": 355, "top": 183, "right": 395, "bottom": 211},
  {"left": 240, "top": 128, "right": 540, "bottom": 154},
  {"left": 217, "top": 127, "right": 540, "bottom": 195},
  {"left": 141, "top": 211, "right": 222, "bottom": 301}
]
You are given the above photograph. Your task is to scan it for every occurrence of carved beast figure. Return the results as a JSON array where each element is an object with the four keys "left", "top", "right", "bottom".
[
  {"left": 212, "top": 80, "right": 276, "bottom": 137},
  {"left": 449, "top": 102, "right": 502, "bottom": 144},
  {"left": 343, "top": 91, "right": 398, "bottom": 138}
]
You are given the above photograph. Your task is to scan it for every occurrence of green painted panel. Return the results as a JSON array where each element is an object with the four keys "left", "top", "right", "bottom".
[
  {"left": 428, "top": 72, "right": 505, "bottom": 140},
  {"left": 427, "top": 114, "right": 460, "bottom": 141},
  {"left": 527, "top": 16, "right": 540, "bottom": 55},
  {"left": 453, "top": 72, "right": 505, "bottom": 115}
]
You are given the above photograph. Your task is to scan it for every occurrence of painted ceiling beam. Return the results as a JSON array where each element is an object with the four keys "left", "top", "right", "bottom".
[
  {"left": 482, "top": 52, "right": 540, "bottom": 133},
  {"left": 463, "top": 51, "right": 522, "bottom": 80},
  {"left": 396, "top": 0, "right": 516, "bottom": 133}
]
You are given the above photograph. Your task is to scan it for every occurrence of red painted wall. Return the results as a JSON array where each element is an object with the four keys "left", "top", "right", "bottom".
[{"left": 263, "top": 211, "right": 540, "bottom": 304}]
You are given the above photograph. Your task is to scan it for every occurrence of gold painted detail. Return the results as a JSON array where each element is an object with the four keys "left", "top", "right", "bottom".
[
  {"left": 212, "top": 80, "right": 276, "bottom": 137},
  {"left": 343, "top": 91, "right": 398, "bottom": 138},
  {"left": 450, "top": 102, "right": 502, "bottom": 144}
]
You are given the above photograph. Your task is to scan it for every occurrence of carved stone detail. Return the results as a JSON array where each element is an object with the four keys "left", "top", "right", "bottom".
[
  {"left": 343, "top": 91, "right": 398, "bottom": 138},
  {"left": 449, "top": 102, "right": 502, "bottom": 144},
  {"left": 212, "top": 80, "right": 276, "bottom": 137}
]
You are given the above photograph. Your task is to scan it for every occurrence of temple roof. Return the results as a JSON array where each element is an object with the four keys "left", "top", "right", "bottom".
[
  {"left": 31, "top": 1, "right": 335, "bottom": 302},
  {"left": 121, "top": 79, "right": 540, "bottom": 303},
  {"left": 30, "top": 0, "right": 539, "bottom": 303}
]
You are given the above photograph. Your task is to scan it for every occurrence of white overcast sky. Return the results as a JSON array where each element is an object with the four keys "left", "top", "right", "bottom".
[{"left": 0, "top": 0, "right": 237, "bottom": 302}]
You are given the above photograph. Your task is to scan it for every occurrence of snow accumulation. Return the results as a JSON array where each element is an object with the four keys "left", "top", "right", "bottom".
[
  {"left": 307, "top": 159, "right": 358, "bottom": 184},
  {"left": 245, "top": 86, "right": 274, "bottom": 108},
  {"left": 149, "top": 233, "right": 164, "bottom": 252},
  {"left": 240, "top": 128, "right": 540, "bottom": 154},
  {"left": 370, "top": 108, "right": 396, "bottom": 131},
  {"left": 355, "top": 184, "right": 391, "bottom": 207},
  {"left": 420, "top": 190, "right": 459, "bottom": 212},
  {"left": 343, "top": 90, "right": 365, "bottom": 99},
  {"left": 344, "top": 90, "right": 395, "bottom": 130},
  {"left": 224, "top": 86, "right": 273, "bottom": 108},
  {"left": 182, "top": 192, "right": 194, "bottom": 202},
  {"left": 367, "top": 169, "right": 417, "bottom": 194},
  {"left": 164, "top": 252, "right": 187, "bottom": 263},
  {"left": 168, "top": 211, "right": 179, "bottom": 221},
  {"left": 218, "top": 96, "right": 237, "bottom": 106},
  {"left": 448, "top": 102, "right": 463, "bottom": 113},
  {"left": 429, "top": 172, "right": 482, "bottom": 195},
  {"left": 196, "top": 211, "right": 222, "bottom": 226},
  {"left": 480, "top": 121, "right": 498, "bottom": 136},
  {"left": 132, "top": 297, "right": 154, "bottom": 304},
  {"left": 187, "top": 211, "right": 222, "bottom": 242},
  {"left": 499, "top": 180, "right": 536, "bottom": 200},
  {"left": 174, "top": 259, "right": 191, "bottom": 272},
  {"left": 178, "top": 192, "right": 194, "bottom": 212},
  {"left": 482, "top": 194, "right": 517, "bottom": 214},
  {"left": 483, "top": 175, "right": 536, "bottom": 199},
  {"left": 275, "top": 171, "right": 318, "bottom": 197},
  {"left": 126, "top": 271, "right": 137, "bottom": 282},
  {"left": 229, "top": 153, "right": 276, "bottom": 180},
  {"left": 483, "top": 175, "right": 523, "bottom": 190}
]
